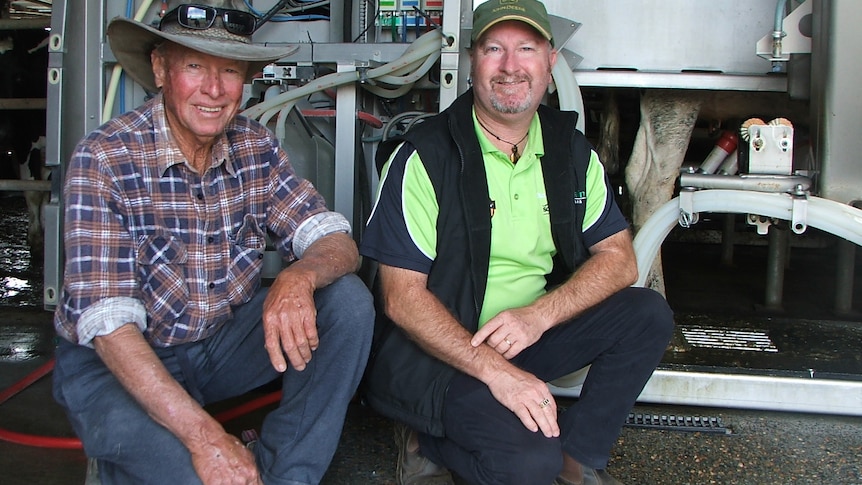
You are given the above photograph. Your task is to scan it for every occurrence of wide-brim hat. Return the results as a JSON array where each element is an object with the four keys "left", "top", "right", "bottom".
[
  {"left": 107, "top": 0, "right": 298, "bottom": 93},
  {"left": 471, "top": 0, "right": 554, "bottom": 47}
]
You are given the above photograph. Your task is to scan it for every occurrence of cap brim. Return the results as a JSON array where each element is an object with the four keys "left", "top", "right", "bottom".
[
  {"left": 472, "top": 16, "right": 554, "bottom": 47},
  {"left": 107, "top": 17, "right": 298, "bottom": 93}
]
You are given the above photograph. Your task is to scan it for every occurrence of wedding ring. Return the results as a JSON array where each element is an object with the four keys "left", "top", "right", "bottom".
[{"left": 504, "top": 338, "right": 512, "bottom": 346}]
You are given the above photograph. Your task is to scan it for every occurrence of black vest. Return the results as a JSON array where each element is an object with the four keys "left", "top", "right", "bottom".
[{"left": 363, "top": 90, "right": 592, "bottom": 436}]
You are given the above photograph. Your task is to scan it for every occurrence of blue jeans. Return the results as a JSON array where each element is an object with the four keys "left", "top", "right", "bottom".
[
  {"left": 53, "top": 274, "right": 374, "bottom": 485},
  {"left": 418, "top": 287, "right": 674, "bottom": 485}
]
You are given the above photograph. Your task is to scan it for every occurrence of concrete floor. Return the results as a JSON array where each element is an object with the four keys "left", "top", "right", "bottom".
[
  {"left": 2, "top": 312, "right": 861, "bottom": 485},
  {"left": 2, "top": 198, "right": 862, "bottom": 484}
]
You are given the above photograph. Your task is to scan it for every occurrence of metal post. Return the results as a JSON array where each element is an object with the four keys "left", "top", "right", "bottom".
[
  {"left": 764, "top": 223, "right": 789, "bottom": 310},
  {"left": 834, "top": 238, "right": 856, "bottom": 315},
  {"left": 334, "top": 61, "right": 357, "bottom": 228},
  {"left": 721, "top": 213, "right": 735, "bottom": 266}
]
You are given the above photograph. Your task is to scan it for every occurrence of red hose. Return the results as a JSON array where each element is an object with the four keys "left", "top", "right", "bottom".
[
  {"left": 0, "top": 358, "right": 55, "bottom": 405},
  {"left": 299, "top": 109, "right": 385, "bottom": 129},
  {"left": 0, "top": 358, "right": 285, "bottom": 449}
]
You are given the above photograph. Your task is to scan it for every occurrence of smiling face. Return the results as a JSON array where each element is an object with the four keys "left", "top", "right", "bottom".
[
  {"left": 470, "top": 20, "right": 557, "bottom": 121},
  {"left": 151, "top": 42, "right": 248, "bottom": 158}
]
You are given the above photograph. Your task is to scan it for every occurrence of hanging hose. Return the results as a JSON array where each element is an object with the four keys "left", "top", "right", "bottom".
[
  {"left": 0, "top": 358, "right": 285, "bottom": 450},
  {"left": 632, "top": 189, "right": 862, "bottom": 287},
  {"left": 242, "top": 28, "right": 444, "bottom": 123}
]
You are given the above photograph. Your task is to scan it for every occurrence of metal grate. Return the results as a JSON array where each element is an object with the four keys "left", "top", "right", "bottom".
[
  {"left": 680, "top": 325, "right": 778, "bottom": 352},
  {"left": 625, "top": 413, "right": 732, "bottom": 434}
]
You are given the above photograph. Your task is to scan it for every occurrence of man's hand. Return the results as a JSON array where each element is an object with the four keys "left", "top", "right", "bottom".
[
  {"left": 262, "top": 268, "right": 319, "bottom": 372},
  {"left": 189, "top": 433, "right": 262, "bottom": 484},
  {"left": 93, "top": 325, "right": 263, "bottom": 483},
  {"left": 471, "top": 306, "right": 548, "bottom": 359},
  {"left": 485, "top": 367, "right": 559, "bottom": 438}
]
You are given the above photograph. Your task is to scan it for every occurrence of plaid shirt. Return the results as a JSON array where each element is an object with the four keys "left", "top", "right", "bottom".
[{"left": 54, "top": 94, "right": 331, "bottom": 347}]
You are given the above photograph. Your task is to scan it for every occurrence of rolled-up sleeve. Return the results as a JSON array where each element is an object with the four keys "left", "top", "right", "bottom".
[
  {"left": 292, "top": 211, "right": 352, "bottom": 258},
  {"left": 76, "top": 297, "right": 148, "bottom": 347}
]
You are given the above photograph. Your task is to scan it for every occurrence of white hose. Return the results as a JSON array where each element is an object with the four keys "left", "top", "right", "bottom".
[
  {"left": 551, "top": 59, "right": 585, "bottom": 133},
  {"left": 633, "top": 189, "right": 862, "bottom": 287},
  {"left": 242, "top": 29, "right": 444, "bottom": 122}
]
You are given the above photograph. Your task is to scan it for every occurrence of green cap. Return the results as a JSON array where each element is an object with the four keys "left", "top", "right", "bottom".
[{"left": 471, "top": 0, "right": 554, "bottom": 47}]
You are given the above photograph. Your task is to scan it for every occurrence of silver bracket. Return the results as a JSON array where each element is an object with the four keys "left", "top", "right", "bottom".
[
  {"left": 790, "top": 190, "right": 809, "bottom": 235},
  {"left": 678, "top": 188, "right": 699, "bottom": 228},
  {"left": 747, "top": 214, "right": 773, "bottom": 235}
]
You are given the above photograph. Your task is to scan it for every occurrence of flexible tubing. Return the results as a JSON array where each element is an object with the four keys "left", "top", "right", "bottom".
[
  {"left": 775, "top": 0, "right": 789, "bottom": 33},
  {"left": 102, "top": 0, "right": 155, "bottom": 123},
  {"left": 299, "top": 109, "right": 384, "bottom": 129},
  {"left": 267, "top": 30, "right": 442, "bottom": 139},
  {"left": 243, "top": 29, "right": 444, "bottom": 122},
  {"left": 0, "top": 358, "right": 285, "bottom": 449},
  {"left": 633, "top": 189, "right": 862, "bottom": 287},
  {"left": 551, "top": 58, "right": 585, "bottom": 133}
]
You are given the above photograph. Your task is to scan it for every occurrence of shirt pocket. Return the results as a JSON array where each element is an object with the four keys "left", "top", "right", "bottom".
[
  {"left": 137, "top": 233, "right": 190, "bottom": 323},
  {"left": 227, "top": 214, "right": 266, "bottom": 305}
]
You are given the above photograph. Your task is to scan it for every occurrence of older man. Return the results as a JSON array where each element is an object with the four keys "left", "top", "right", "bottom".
[
  {"left": 360, "top": 1, "right": 674, "bottom": 484},
  {"left": 51, "top": 2, "right": 373, "bottom": 484}
]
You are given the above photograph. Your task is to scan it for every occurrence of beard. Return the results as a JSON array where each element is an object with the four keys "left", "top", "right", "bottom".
[{"left": 488, "top": 76, "right": 534, "bottom": 114}]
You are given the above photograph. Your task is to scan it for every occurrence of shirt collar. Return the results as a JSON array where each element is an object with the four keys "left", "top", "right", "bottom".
[
  {"left": 472, "top": 109, "right": 545, "bottom": 167},
  {"left": 153, "top": 93, "right": 236, "bottom": 177}
]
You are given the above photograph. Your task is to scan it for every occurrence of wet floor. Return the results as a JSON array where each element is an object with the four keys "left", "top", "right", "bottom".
[
  {"left": 0, "top": 196, "right": 43, "bottom": 309},
  {"left": 1, "top": 195, "right": 861, "bottom": 484}
]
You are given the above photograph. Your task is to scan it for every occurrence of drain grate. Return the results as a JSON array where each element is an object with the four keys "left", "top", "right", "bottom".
[
  {"left": 625, "top": 413, "right": 732, "bottom": 434},
  {"left": 680, "top": 325, "right": 778, "bottom": 352}
]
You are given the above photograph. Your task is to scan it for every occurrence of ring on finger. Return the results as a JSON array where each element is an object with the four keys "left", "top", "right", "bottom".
[
  {"left": 539, "top": 398, "right": 551, "bottom": 409},
  {"left": 504, "top": 337, "right": 512, "bottom": 346}
]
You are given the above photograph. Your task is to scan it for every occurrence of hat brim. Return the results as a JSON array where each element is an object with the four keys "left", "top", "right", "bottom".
[
  {"left": 472, "top": 16, "right": 554, "bottom": 47},
  {"left": 107, "top": 17, "right": 298, "bottom": 93}
]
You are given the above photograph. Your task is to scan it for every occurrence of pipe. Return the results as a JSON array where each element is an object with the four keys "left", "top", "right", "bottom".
[
  {"left": 633, "top": 190, "right": 862, "bottom": 287},
  {"left": 770, "top": 0, "right": 794, "bottom": 62},
  {"left": 299, "top": 109, "right": 384, "bottom": 129},
  {"left": 551, "top": 58, "right": 585, "bottom": 134},
  {"left": 243, "top": 28, "right": 444, "bottom": 122},
  {"left": 774, "top": 0, "right": 790, "bottom": 34},
  {"left": 764, "top": 223, "right": 789, "bottom": 309},
  {"left": 0, "top": 358, "right": 285, "bottom": 449},
  {"left": 0, "top": 179, "right": 51, "bottom": 192},
  {"left": 264, "top": 29, "right": 442, "bottom": 141},
  {"left": 679, "top": 173, "right": 811, "bottom": 193}
]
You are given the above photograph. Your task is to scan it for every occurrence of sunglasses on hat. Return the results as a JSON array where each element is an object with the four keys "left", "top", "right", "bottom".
[{"left": 160, "top": 4, "right": 259, "bottom": 36}]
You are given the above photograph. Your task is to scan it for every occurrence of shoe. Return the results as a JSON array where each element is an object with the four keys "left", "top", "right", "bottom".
[
  {"left": 84, "top": 458, "right": 101, "bottom": 485},
  {"left": 394, "top": 422, "right": 455, "bottom": 485},
  {"left": 553, "top": 467, "right": 623, "bottom": 485}
]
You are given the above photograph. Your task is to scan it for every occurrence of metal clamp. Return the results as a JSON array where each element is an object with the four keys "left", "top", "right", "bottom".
[
  {"left": 678, "top": 188, "right": 699, "bottom": 228},
  {"left": 790, "top": 185, "right": 809, "bottom": 234}
]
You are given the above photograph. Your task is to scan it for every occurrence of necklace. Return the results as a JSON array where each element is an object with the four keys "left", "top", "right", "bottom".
[{"left": 476, "top": 116, "right": 529, "bottom": 163}]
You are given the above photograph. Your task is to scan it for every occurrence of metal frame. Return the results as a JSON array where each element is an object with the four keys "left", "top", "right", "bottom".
[
  {"left": 43, "top": 0, "right": 860, "bottom": 416},
  {"left": 550, "top": 369, "right": 862, "bottom": 417}
]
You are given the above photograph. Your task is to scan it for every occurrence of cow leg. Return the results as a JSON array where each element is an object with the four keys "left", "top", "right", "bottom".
[{"left": 625, "top": 90, "right": 701, "bottom": 295}]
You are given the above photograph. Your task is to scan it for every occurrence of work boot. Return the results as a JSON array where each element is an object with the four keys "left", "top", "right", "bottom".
[
  {"left": 394, "top": 422, "right": 454, "bottom": 485},
  {"left": 553, "top": 467, "right": 623, "bottom": 485}
]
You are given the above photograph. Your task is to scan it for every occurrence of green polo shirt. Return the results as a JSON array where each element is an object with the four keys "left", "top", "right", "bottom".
[{"left": 369, "top": 109, "right": 617, "bottom": 327}]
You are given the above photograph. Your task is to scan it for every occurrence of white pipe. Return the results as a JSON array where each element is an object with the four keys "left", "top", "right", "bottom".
[
  {"left": 551, "top": 59, "right": 585, "bottom": 133},
  {"left": 679, "top": 173, "right": 811, "bottom": 193},
  {"left": 633, "top": 190, "right": 862, "bottom": 287},
  {"left": 243, "top": 29, "right": 444, "bottom": 122}
]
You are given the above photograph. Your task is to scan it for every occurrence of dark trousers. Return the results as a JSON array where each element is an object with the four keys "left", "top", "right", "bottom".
[{"left": 418, "top": 287, "right": 674, "bottom": 485}]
